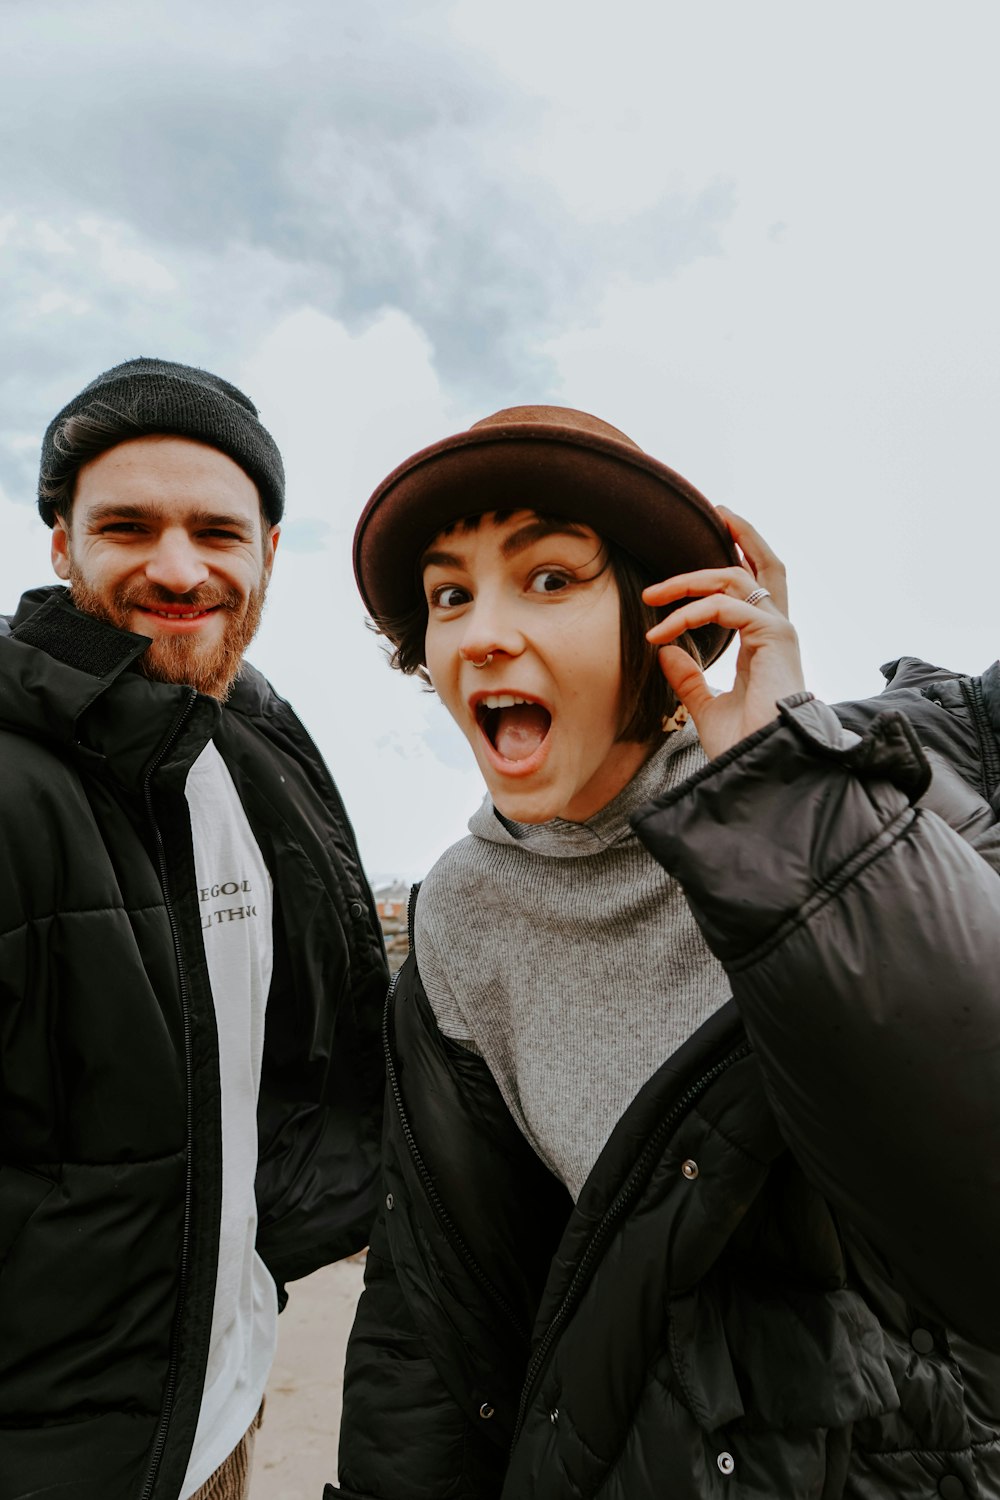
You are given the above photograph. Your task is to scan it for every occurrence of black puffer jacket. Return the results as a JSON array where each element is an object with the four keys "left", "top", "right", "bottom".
[
  {"left": 333, "top": 664, "right": 1000, "bottom": 1500},
  {"left": 0, "top": 588, "right": 387, "bottom": 1500}
]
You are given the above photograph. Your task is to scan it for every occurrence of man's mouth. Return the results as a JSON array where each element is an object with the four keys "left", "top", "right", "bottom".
[
  {"left": 140, "top": 605, "right": 220, "bottom": 619},
  {"left": 128, "top": 597, "right": 229, "bottom": 630},
  {"left": 476, "top": 693, "right": 553, "bottom": 763}
]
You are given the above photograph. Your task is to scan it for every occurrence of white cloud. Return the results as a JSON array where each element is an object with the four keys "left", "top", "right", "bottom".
[
  {"left": 35, "top": 222, "right": 75, "bottom": 257},
  {"left": 0, "top": 488, "right": 53, "bottom": 603},
  {"left": 2, "top": 0, "right": 999, "bottom": 879},
  {"left": 236, "top": 303, "right": 486, "bottom": 877},
  {"left": 0, "top": 0, "right": 732, "bottom": 400},
  {"left": 78, "top": 216, "right": 178, "bottom": 294},
  {"left": 238, "top": 305, "right": 463, "bottom": 536},
  {"left": 33, "top": 289, "right": 92, "bottom": 317}
]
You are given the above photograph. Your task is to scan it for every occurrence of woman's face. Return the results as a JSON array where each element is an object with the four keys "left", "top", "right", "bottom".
[{"left": 422, "top": 510, "right": 654, "bottom": 823}]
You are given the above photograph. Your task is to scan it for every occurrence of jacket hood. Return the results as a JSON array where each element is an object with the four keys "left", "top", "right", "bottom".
[
  {"left": 879, "top": 655, "right": 968, "bottom": 691},
  {"left": 834, "top": 654, "right": 1000, "bottom": 819},
  {"left": 879, "top": 653, "right": 999, "bottom": 728},
  {"left": 1, "top": 586, "right": 220, "bottom": 788}
]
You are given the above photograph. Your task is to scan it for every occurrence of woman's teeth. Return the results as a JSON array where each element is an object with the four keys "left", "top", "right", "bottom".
[{"left": 481, "top": 693, "right": 532, "bottom": 709}]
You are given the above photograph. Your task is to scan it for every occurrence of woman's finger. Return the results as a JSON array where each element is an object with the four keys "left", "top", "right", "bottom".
[
  {"left": 646, "top": 591, "right": 792, "bottom": 647},
  {"left": 716, "top": 507, "right": 789, "bottom": 615},
  {"left": 643, "top": 566, "right": 768, "bottom": 608},
  {"left": 655, "top": 644, "right": 715, "bottom": 718}
]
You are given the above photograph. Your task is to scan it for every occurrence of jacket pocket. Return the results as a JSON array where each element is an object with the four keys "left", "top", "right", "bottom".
[
  {"left": 721, "top": 1279, "right": 900, "bottom": 1429},
  {"left": 0, "top": 1164, "right": 54, "bottom": 1272},
  {"left": 670, "top": 1278, "right": 900, "bottom": 1433}
]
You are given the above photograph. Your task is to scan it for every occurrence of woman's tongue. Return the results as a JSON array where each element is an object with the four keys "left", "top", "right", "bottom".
[{"left": 493, "top": 703, "right": 551, "bottom": 762}]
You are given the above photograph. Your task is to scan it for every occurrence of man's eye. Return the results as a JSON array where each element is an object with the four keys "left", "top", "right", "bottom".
[
  {"left": 101, "top": 522, "right": 144, "bottom": 535},
  {"left": 528, "top": 569, "right": 572, "bottom": 594},
  {"left": 430, "top": 584, "right": 470, "bottom": 608},
  {"left": 202, "top": 529, "right": 242, "bottom": 541}
]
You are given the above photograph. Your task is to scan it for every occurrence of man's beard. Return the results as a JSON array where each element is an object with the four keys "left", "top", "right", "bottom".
[{"left": 68, "top": 568, "right": 269, "bottom": 701}]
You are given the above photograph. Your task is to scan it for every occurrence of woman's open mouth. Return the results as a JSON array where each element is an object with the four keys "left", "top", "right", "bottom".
[{"left": 475, "top": 693, "right": 553, "bottom": 766}]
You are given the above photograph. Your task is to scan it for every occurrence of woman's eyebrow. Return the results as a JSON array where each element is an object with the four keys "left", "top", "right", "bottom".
[
  {"left": 421, "top": 546, "right": 464, "bottom": 571},
  {"left": 500, "top": 519, "right": 591, "bottom": 558},
  {"left": 421, "top": 520, "right": 591, "bottom": 573}
]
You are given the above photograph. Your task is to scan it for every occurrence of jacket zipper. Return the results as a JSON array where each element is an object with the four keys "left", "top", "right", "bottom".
[
  {"left": 138, "top": 689, "right": 198, "bottom": 1500},
  {"left": 382, "top": 973, "right": 529, "bottom": 1340},
  {"left": 959, "top": 674, "right": 1000, "bottom": 802},
  {"left": 510, "top": 1039, "right": 752, "bottom": 1448},
  {"left": 406, "top": 881, "right": 421, "bottom": 950}
]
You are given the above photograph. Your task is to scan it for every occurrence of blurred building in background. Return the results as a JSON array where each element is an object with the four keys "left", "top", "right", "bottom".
[{"left": 373, "top": 878, "right": 410, "bottom": 973}]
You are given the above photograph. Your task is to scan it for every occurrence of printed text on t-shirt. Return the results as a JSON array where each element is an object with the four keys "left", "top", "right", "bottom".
[{"left": 200, "top": 878, "right": 259, "bottom": 930}]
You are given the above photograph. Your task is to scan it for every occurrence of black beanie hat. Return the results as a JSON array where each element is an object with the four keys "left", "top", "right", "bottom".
[{"left": 38, "top": 357, "right": 285, "bottom": 526}]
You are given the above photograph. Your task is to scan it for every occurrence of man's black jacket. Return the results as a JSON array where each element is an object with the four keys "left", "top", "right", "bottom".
[
  {"left": 334, "top": 663, "right": 1000, "bottom": 1500},
  {"left": 0, "top": 588, "right": 387, "bottom": 1500}
]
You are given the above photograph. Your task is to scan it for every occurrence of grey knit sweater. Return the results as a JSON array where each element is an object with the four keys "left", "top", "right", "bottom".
[{"left": 414, "top": 724, "right": 732, "bottom": 1200}]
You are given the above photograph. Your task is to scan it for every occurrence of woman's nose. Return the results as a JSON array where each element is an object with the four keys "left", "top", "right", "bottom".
[
  {"left": 458, "top": 598, "right": 522, "bottom": 666},
  {"left": 460, "top": 641, "right": 495, "bottom": 667}
]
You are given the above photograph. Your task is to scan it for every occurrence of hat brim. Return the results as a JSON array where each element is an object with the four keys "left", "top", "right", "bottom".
[{"left": 354, "top": 420, "right": 739, "bottom": 667}]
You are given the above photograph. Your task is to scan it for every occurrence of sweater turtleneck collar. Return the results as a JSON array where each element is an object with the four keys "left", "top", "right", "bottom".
[{"left": 468, "top": 720, "right": 704, "bottom": 858}]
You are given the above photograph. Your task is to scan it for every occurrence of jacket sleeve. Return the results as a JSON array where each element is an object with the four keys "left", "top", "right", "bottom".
[{"left": 631, "top": 694, "right": 1000, "bottom": 1349}]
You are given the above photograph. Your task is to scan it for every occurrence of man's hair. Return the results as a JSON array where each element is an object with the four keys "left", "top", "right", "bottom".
[
  {"left": 40, "top": 405, "right": 271, "bottom": 534},
  {"left": 373, "top": 513, "right": 700, "bottom": 744},
  {"left": 39, "top": 405, "right": 146, "bottom": 523}
]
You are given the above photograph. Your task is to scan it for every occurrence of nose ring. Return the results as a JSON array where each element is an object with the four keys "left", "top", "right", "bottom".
[{"left": 470, "top": 653, "right": 494, "bottom": 669}]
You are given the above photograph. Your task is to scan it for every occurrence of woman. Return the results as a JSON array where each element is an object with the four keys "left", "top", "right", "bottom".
[{"left": 332, "top": 406, "right": 1000, "bottom": 1499}]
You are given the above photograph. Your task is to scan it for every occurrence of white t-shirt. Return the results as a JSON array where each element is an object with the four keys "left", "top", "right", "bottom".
[{"left": 181, "top": 741, "right": 278, "bottom": 1498}]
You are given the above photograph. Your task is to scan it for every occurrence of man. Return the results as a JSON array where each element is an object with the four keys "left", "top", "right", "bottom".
[{"left": 0, "top": 359, "right": 387, "bottom": 1500}]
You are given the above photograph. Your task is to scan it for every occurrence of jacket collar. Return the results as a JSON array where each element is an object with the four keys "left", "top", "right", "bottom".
[{"left": 2, "top": 586, "right": 220, "bottom": 788}]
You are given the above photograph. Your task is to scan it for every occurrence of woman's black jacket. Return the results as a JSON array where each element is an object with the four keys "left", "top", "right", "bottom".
[
  {"left": 0, "top": 589, "right": 387, "bottom": 1500},
  {"left": 334, "top": 660, "right": 1000, "bottom": 1500}
]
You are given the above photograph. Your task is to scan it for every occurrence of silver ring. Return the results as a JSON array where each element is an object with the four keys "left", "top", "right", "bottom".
[
  {"left": 743, "top": 587, "right": 771, "bottom": 608},
  {"left": 471, "top": 653, "right": 494, "bottom": 669}
]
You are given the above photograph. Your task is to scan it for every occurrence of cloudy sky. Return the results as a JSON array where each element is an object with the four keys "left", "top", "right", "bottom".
[{"left": 2, "top": 0, "right": 998, "bottom": 879}]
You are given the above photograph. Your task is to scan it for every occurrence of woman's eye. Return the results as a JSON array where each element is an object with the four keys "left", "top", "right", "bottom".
[
  {"left": 430, "top": 584, "right": 470, "bottom": 608},
  {"left": 529, "top": 569, "right": 572, "bottom": 594}
]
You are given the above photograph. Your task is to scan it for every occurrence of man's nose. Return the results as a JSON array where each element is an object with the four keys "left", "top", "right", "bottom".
[{"left": 144, "top": 532, "right": 210, "bottom": 595}]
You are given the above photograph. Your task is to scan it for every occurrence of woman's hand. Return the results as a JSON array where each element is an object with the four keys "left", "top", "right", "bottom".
[{"left": 643, "top": 508, "right": 805, "bottom": 761}]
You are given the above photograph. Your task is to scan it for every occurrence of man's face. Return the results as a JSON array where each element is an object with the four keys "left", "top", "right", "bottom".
[{"left": 51, "top": 434, "right": 279, "bottom": 700}]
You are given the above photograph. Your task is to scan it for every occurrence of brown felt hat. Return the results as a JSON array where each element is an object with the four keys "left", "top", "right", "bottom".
[{"left": 354, "top": 404, "right": 739, "bottom": 666}]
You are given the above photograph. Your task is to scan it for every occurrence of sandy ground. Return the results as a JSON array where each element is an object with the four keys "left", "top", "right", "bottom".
[{"left": 252, "top": 1255, "right": 366, "bottom": 1499}]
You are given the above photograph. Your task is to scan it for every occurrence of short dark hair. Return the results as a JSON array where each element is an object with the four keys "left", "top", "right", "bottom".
[
  {"left": 371, "top": 513, "right": 700, "bottom": 745},
  {"left": 40, "top": 403, "right": 271, "bottom": 534},
  {"left": 39, "top": 405, "right": 147, "bottom": 523}
]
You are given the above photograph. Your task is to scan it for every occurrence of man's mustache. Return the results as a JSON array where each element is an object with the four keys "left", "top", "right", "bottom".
[{"left": 117, "top": 584, "right": 243, "bottom": 612}]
